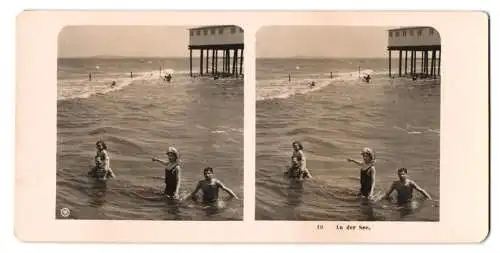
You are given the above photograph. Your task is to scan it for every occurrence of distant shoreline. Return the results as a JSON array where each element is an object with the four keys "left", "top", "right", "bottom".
[
  {"left": 58, "top": 56, "right": 391, "bottom": 60},
  {"left": 256, "top": 57, "right": 387, "bottom": 60},
  {"left": 58, "top": 56, "right": 190, "bottom": 60}
]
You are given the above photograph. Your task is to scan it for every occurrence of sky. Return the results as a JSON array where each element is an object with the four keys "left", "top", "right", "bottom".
[
  {"left": 58, "top": 26, "right": 395, "bottom": 58},
  {"left": 257, "top": 26, "right": 395, "bottom": 58},
  {"left": 58, "top": 26, "right": 191, "bottom": 58}
]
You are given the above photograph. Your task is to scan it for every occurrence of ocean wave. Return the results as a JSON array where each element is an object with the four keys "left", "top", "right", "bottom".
[
  {"left": 393, "top": 124, "right": 440, "bottom": 135},
  {"left": 285, "top": 126, "right": 322, "bottom": 136},
  {"left": 58, "top": 76, "right": 139, "bottom": 101},
  {"left": 302, "top": 136, "right": 341, "bottom": 151},
  {"left": 57, "top": 69, "right": 191, "bottom": 101},
  {"left": 89, "top": 126, "right": 125, "bottom": 135},
  {"left": 256, "top": 69, "right": 382, "bottom": 101},
  {"left": 212, "top": 130, "right": 226, "bottom": 134},
  {"left": 103, "top": 135, "right": 146, "bottom": 154},
  {"left": 427, "top": 128, "right": 440, "bottom": 134},
  {"left": 211, "top": 126, "right": 243, "bottom": 134}
]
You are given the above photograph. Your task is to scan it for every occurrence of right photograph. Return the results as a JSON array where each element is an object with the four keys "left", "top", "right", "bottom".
[{"left": 255, "top": 26, "right": 441, "bottom": 221}]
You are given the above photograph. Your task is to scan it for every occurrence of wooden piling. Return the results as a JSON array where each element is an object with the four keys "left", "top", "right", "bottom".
[
  {"left": 215, "top": 50, "right": 218, "bottom": 74},
  {"left": 200, "top": 49, "right": 204, "bottom": 76},
  {"left": 205, "top": 49, "right": 209, "bottom": 74},
  {"left": 388, "top": 50, "right": 392, "bottom": 77},
  {"left": 212, "top": 49, "right": 215, "bottom": 74},
  {"left": 189, "top": 49, "right": 193, "bottom": 77},
  {"left": 404, "top": 50, "right": 408, "bottom": 75},
  {"left": 232, "top": 49, "right": 237, "bottom": 76},
  {"left": 431, "top": 50, "right": 436, "bottom": 77},
  {"left": 410, "top": 50, "right": 414, "bottom": 75},
  {"left": 421, "top": 51, "right": 424, "bottom": 74},
  {"left": 239, "top": 48, "right": 244, "bottom": 76},
  {"left": 437, "top": 50, "right": 441, "bottom": 76},
  {"left": 398, "top": 49, "right": 402, "bottom": 77}
]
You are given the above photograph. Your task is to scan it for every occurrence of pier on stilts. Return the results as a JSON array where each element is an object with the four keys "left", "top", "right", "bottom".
[
  {"left": 188, "top": 25, "right": 244, "bottom": 78},
  {"left": 387, "top": 26, "right": 441, "bottom": 80}
]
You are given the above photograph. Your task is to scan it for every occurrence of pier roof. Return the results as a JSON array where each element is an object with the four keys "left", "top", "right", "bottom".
[{"left": 387, "top": 26, "right": 440, "bottom": 49}]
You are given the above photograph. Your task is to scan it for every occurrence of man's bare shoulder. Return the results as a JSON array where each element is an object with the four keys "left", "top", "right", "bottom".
[{"left": 408, "top": 179, "right": 418, "bottom": 187}]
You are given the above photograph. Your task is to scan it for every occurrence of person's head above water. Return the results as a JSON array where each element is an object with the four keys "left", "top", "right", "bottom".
[
  {"left": 96, "top": 140, "right": 107, "bottom": 151},
  {"left": 361, "top": 147, "right": 375, "bottom": 164},
  {"left": 165, "top": 146, "right": 179, "bottom": 162},
  {"left": 292, "top": 141, "right": 303, "bottom": 151},
  {"left": 203, "top": 167, "right": 214, "bottom": 180},
  {"left": 397, "top": 168, "right": 408, "bottom": 181}
]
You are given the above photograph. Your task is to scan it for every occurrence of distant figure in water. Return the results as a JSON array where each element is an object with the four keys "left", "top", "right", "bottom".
[
  {"left": 309, "top": 81, "right": 316, "bottom": 88},
  {"left": 164, "top": 73, "right": 172, "bottom": 82},
  {"left": 111, "top": 80, "right": 116, "bottom": 88},
  {"left": 285, "top": 141, "right": 311, "bottom": 179},
  {"left": 183, "top": 167, "right": 239, "bottom": 204},
  {"left": 363, "top": 74, "right": 371, "bottom": 83},
  {"left": 89, "top": 72, "right": 92, "bottom": 81},
  {"left": 88, "top": 140, "right": 115, "bottom": 180},
  {"left": 347, "top": 147, "right": 376, "bottom": 199},
  {"left": 152, "top": 146, "right": 181, "bottom": 200},
  {"left": 130, "top": 72, "right": 133, "bottom": 79},
  {"left": 383, "top": 168, "right": 432, "bottom": 206}
]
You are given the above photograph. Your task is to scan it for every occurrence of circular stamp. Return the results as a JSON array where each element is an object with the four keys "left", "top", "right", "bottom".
[{"left": 60, "top": 207, "right": 71, "bottom": 218}]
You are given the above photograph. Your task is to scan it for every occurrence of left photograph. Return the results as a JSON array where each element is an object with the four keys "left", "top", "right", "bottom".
[{"left": 56, "top": 25, "right": 244, "bottom": 220}]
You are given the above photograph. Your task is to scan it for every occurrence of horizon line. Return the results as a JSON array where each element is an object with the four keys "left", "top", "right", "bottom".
[{"left": 58, "top": 56, "right": 390, "bottom": 59}]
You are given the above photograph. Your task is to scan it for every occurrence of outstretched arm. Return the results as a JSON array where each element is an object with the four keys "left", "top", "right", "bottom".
[
  {"left": 384, "top": 182, "right": 396, "bottom": 200},
  {"left": 411, "top": 181, "right": 432, "bottom": 200},
  {"left": 182, "top": 182, "right": 201, "bottom": 201},
  {"left": 347, "top": 158, "right": 362, "bottom": 166},
  {"left": 217, "top": 180, "right": 239, "bottom": 200},
  {"left": 152, "top": 157, "right": 169, "bottom": 166}
]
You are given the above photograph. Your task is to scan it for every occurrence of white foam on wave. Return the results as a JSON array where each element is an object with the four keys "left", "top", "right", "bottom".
[
  {"left": 211, "top": 127, "right": 242, "bottom": 134},
  {"left": 211, "top": 130, "right": 226, "bottom": 134},
  {"left": 393, "top": 124, "right": 440, "bottom": 135},
  {"left": 58, "top": 73, "right": 147, "bottom": 101},
  {"left": 408, "top": 131, "right": 423, "bottom": 135},
  {"left": 162, "top": 69, "right": 192, "bottom": 75},
  {"left": 428, "top": 128, "right": 440, "bottom": 134},
  {"left": 58, "top": 69, "right": 190, "bottom": 101},
  {"left": 256, "top": 69, "right": 378, "bottom": 101}
]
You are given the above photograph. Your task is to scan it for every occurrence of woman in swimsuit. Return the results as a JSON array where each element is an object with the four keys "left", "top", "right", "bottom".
[
  {"left": 152, "top": 146, "right": 181, "bottom": 200},
  {"left": 347, "top": 147, "right": 376, "bottom": 199}
]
